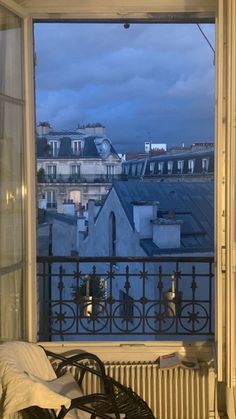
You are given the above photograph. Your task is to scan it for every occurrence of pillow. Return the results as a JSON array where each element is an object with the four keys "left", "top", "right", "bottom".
[
  {"left": 0, "top": 341, "right": 57, "bottom": 380},
  {"left": 0, "top": 342, "right": 71, "bottom": 416},
  {"left": 29, "top": 371, "right": 83, "bottom": 399},
  {"left": 0, "top": 367, "right": 71, "bottom": 416},
  {"left": 28, "top": 371, "right": 88, "bottom": 419},
  {"left": 29, "top": 372, "right": 125, "bottom": 419}
]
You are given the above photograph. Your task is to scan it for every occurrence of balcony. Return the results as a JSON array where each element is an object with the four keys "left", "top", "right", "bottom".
[
  {"left": 37, "top": 174, "right": 127, "bottom": 184},
  {"left": 37, "top": 255, "right": 214, "bottom": 341}
]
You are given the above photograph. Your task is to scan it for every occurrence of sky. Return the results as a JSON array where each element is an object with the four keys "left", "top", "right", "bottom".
[{"left": 34, "top": 23, "right": 215, "bottom": 153}]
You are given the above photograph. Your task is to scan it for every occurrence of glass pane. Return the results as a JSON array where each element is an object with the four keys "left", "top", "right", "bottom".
[
  {"left": 0, "top": 269, "right": 24, "bottom": 339},
  {"left": 0, "top": 5, "right": 22, "bottom": 99},
  {"left": 0, "top": 100, "right": 24, "bottom": 268}
]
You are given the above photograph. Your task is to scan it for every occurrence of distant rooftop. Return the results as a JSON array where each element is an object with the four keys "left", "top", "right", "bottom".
[{"left": 113, "top": 180, "right": 214, "bottom": 254}]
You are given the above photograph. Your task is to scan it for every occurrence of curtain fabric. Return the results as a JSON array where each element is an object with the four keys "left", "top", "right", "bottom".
[{"left": 0, "top": 5, "right": 24, "bottom": 340}]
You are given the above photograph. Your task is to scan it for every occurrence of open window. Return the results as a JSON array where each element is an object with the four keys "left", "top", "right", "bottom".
[{"left": 0, "top": 0, "right": 236, "bottom": 401}]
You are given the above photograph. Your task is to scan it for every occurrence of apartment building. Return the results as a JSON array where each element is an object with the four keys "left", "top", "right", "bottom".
[
  {"left": 36, "top": 122, "right": 122, "bottom": 210},
  {"left": 0, "top": 1, "right": 236, "bottom": 417}
]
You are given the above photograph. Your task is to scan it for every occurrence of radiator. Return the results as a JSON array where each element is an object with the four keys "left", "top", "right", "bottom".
[{"left": 70, "top": 361, "right": 215, "bottom": 419}]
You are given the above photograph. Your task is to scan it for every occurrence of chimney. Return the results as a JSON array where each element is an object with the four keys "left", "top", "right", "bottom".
[
  {"left": 145, "top": 141, "right": 151, "bottom": 153},
  {"left": 152, "top": 217, "right": 182, "bottom": 249},
  {"left": 37, "top": 121, "right": 51, "bottom": 137},
  {"left": 76, "top": 216, "right": 87, "bottom": 251},
  {"left": 63, "top": 199, "right": 75, "bottom": 215},
  {"left": 88, "top": 199, "right": 95, "bottom": 233},
  {"left": 133, "top": 201, "right": 158, "bottom": 238}
]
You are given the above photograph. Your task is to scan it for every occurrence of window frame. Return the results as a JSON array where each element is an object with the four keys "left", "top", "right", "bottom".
[
  {"left": 5, "top": 0, "right": 235, "bottom": 388},
  {"left": 177, "top": 159, "right": 184, "bottom": 174},
  {"left": 158, "top": 161, "right": 164, "bottom": 174},
  {"left": 72, "top": 140, "right": 81, "bottom": 155},
  {"left": 48, "top": 140, "right": 59, "bottom": 157}
]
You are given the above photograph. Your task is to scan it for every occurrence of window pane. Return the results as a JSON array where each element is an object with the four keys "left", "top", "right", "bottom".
[
  {"left": 0, "top": 5, "right": 22, "bottom": 99},
  {"left": 0, "top": 4, "right": 24, "bottom": 341},
  {"left": 0, "top": 269, "right": 24, "bottom": 339},
  {"left": 0, "top": 101, "right": 24, "bottom": 268}
]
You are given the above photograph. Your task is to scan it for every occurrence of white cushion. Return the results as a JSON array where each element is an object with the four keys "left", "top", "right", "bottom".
[
  {"left": 0, "top": 342, "right": 71, "bottom": 416},
  {"left": 0, "top": 342, "right": 124, "bottom": 419},
  {"left": 28, "top": 371, "right": 88, "bottom": 419},
  {"left": 29, "top": 372, "right": 125, "bottom": 419}
]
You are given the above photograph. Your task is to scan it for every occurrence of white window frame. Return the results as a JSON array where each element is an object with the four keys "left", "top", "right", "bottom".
[
  {"left": 71, "top": 164, "right": 80, "bottom": 175},
  {"left": 46, "top": 190, "right": 56, "bottom": 208},
  {"left": 158, "top": 161, "right": 164, "bottom": 174},
  {"left": 47, "top": 164, "right": 57, "bottom": 178},
  {"left": 106, "top": 164, "right": 115, "bottom": 176},
  {"left": 188, "top": 159, "right": 195, "bottom": 173},
  {"left": 149, "top": 162, "right": 155, "bottom": 174},
  {"left": 177, "top": 160, "right": 184, "bottom": 173},
  {"left": 167, "top": 161, "right": 173, "bottom": 174},
  {"left": 72, "top": 140, "right": 81, "bottom": 155},
  {"left": 48, "top": 140, "right": 59, "bottom": 157},
  {"left": 6, "top": 0, "right": 234, "bottom": 391},
  {"left": 202, "top": 158, "right": 209, "bottom": 172}
]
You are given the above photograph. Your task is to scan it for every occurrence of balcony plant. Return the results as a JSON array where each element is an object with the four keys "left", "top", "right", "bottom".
[
  {"left": 37, "top": 167, "right": 46, "bottom": 182},
  {"left": 71, "top": 275, "right": 105, "bottom": 316}
]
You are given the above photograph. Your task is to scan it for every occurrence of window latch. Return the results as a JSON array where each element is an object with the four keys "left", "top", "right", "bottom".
[{"left": 221, "top": 245, "right": 226, "bottom": 273}]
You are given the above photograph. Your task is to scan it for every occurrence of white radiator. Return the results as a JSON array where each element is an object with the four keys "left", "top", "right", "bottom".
[{"left": 70, "top": 361, "right": 215, "bottom": 419}]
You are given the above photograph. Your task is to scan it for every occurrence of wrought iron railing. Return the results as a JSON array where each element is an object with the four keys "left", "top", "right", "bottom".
[
  {"left": 37, "top": 174, "right": 126, "bottom": 184},
  {"left": 37, "top": 256, "right": 214, "bottom": 341}
]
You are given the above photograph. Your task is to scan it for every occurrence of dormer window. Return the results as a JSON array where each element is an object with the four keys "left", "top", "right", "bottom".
[
  {"left": 177, "top": 160, "right": 184, "bottom": 174},
  {"left": 124, "top": 164, "right": 129, "bottom": 175},
  {"left": 158, "top": 162, "right": 164, "bottom": 174},
  {"left": 167, "top": 161, "right": 173, "bottom": 174},
  {"left": 72, "top": 140, "right": 81, "bottom": 155},
  {"left": 49, "top": 140, "right": 59, "bottom": 157},
  {"left": 150, "top": 162, "right": 155, "bottom": 175},
  {"left": 131, "top": 164, "right": 137, "bottom": 176},
  {"left": 202, "top": 158, "right": 209, "bottom": 173},
  {"left": 188, "top": 159, "right": 195, "bottom": 173}
]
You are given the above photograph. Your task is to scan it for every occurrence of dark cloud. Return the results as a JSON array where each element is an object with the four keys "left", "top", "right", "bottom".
[{"left": 35, "top": 23, "right": 215, "bottom": 152}]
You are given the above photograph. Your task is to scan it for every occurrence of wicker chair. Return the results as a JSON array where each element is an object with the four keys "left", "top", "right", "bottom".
[{"left": 0, "top": 342, "right": 155, "bottom": 419}]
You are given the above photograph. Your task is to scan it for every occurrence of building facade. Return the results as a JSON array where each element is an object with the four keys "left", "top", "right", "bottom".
[
  {"left": 37, "top": 122, "right": 122, "bottom": 211},
  {"left": 122, "top": 144, "right": 214, "bottom": 180}
]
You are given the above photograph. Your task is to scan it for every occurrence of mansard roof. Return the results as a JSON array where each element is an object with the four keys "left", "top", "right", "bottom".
[
  {"left": 113, "top": 180, "right": 214, "bottom": 254},
  {"left": 36, "top": 134, "right": 119, "bottom": 159}
]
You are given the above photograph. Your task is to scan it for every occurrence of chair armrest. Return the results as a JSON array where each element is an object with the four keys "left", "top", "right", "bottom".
[{"left": 44, "top": 349, "right": 113, "bottom": 395}]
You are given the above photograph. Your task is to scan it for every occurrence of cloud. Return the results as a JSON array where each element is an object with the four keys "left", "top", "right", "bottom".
[{"left": 34, "top": 23, "right": 215, "bottom": 152}]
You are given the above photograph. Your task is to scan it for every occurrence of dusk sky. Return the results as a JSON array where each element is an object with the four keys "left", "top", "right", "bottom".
[{"left": 34, "top": 23, "right": 215, "bottom": 153}]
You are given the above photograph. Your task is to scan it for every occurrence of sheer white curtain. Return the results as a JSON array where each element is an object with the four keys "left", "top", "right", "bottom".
[{"left": 0, "top": 5, "right": 25, "bottom": 340}]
